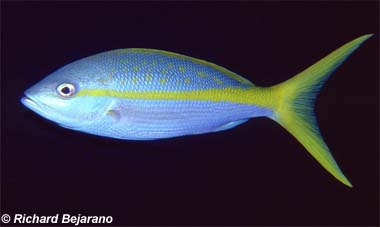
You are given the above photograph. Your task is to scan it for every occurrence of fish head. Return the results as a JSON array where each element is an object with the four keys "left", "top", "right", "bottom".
[{"left": 21, "top": 59, "right": 113, "bottom": 130}]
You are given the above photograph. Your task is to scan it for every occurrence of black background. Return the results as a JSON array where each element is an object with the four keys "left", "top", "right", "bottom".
[{"left": 1, "top": 2, "right": 379, "bottom": 226}]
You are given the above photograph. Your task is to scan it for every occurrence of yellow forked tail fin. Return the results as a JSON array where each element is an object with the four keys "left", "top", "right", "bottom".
[{"left": 269, "top": 34, "right": 373, "bottom": 187}]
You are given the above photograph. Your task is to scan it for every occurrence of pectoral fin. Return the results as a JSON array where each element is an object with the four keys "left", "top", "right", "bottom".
[
  {"left": 106, "top": 109, "right": 122, "bottom": 122},
  {"left": 214, "top": 119, "right": 248, "bottom": 132}
]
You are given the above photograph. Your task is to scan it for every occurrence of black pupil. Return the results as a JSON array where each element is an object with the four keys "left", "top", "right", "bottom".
[{"left": 61, "top": 86, "right": 70, "bottom": 94}]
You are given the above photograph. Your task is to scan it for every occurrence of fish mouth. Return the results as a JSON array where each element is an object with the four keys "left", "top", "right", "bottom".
[
  {"left": 21, "top": 94, "right": 81, "bottom": 130},
  {"left": 21, "top": 96, "right": 40, "bottom": 109},
  {"left": 20, "top": 94, "right": 47, "bottom": 115}
]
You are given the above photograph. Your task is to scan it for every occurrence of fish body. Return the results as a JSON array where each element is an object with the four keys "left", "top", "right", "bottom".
[
  {"left": 22, "top": 34, "right": 373, "bottom": 187},
  {"left": 23, "top": 48, "right": 273, "bottom": 140}
]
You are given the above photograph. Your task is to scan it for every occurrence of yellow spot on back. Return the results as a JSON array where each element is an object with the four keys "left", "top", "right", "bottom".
[
  {"left": 133, "top": 66, "right": 140, "bottom": 72},
  {"left": 168, "top": 63, "right": 174, "bottom": 68},
  {"left": 123, "top": 48, "right": 255, "bottom": 86},
  {"left": 132, "top": 76, "right": 139, "bottom": 84},
  {"left": 212, "top": 76, "right": 224, "bottom": 85},
  {"left": 159, "top": 78, "right": 168, "bottom": 84},
  {"left": 179, "top": 66, "right": 185, "bottom": 72},
  {"left": 197, "top": 71, "right": 206, "bottom": 77},
  {"left": 161, "top": 69, "right": 168, "bottom": 74},
  {"left": 184, "top": 78, "right": 191, "bottom": 84},
  {"left": 145, "top": 75, "right": 153, "bottom": 82}
]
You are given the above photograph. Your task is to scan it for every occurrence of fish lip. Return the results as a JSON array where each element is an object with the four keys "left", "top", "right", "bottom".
[
  {"left": 21, "top": 94, "right": 81, "bottom": 130},
  {"left": 21, "top": 96, "right": 40, "bottom": 109},
  {"left": 21, "top": 94, "right": 47, "bottom": 114}
]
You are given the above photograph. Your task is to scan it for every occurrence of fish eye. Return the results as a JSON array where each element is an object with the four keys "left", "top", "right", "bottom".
[{"left": 57, "top": 83, "right": 75, "bottom": 97}]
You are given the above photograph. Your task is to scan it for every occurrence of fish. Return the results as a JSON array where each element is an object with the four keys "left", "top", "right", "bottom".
[{"left": 21, "top": 34, "right": 373, "bottom": 187}]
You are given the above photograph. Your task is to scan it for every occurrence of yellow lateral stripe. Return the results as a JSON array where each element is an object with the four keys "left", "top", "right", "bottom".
[{"left": 76, "top": 87, "right": 275, "bottom": 107}]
